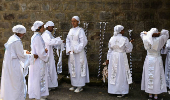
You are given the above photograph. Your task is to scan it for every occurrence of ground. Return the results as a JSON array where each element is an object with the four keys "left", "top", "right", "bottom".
[{"left": 25, "top": 78, "right": 170, "bottom": 100}]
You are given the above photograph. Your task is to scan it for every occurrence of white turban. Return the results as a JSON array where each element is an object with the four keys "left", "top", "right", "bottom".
[
  {"left": 44, "top": 21, "right": 54, "bottom": 28},
  {"left": 72, "top": 16, "right": 80, "bottom": 24},
  {"left": 114, "top": 25, "right": 124, "bottom": 36},
  {"left": 12, "top": 25, "right": 26, "bottom": 34},
  {"left": 31, "top": 21, "right": 44, "bottom": 31}
]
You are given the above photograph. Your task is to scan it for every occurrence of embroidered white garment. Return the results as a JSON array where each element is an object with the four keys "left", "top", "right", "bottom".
[
  {"left": 141, "top": 29, "right": 169, "bottom": 94},
  {"left": 28, "top": 32, "right": 49, "bottom": 99},
  {"left": 107, "top": 33, "right": 133, "bottom": 94},
  {"left": 0, "top": 34, "right": 30, "bottom": 100},
  {"left": 42, "top": 30, "right": 63, "bottom": 88},
  {"left": 66, "top": 26, "right": 89, "bottom": 87}
]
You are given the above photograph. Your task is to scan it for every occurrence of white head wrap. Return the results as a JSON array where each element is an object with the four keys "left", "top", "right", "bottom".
[
  {"left": 72, "top": 16, "right": 80, "bottom": 24},
  {"left": 44, "top": 21, "right": 54, "bottom": 28},
  {"left": 146, "top": 28, "right": 158, "bottom": 45},
  {"left": 31, "top": 21, "right": 44, "bottom": 31},
  {"left": 114, "top": 25, "right": 124, "bottom": 36},
  {"left": 12, "top": 25, "right": 26, "bottom": 34}
]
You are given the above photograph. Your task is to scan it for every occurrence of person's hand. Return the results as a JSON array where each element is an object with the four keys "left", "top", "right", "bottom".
[
  {"left": 26, "top": 50, "right": 31, "bottom": 54},
  {"left": 130, "top": 39, "right": 135, "bottom": 43},
  {"left": 144, "top": 32, "right": 147, "bottom": 34},
  {"left": 45, "top": 48, "right": 48, "bottom": 53},
  {"left": 106, "top": 60, "right": 109, "bottom": 65},
  {"left": 34, "top": 54, "right": 38, "bottom": 59}
]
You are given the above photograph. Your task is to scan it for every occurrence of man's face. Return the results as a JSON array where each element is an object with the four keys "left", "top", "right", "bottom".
[
  {"left": 120, "top": 29, "right": 125, "bottom": 35},
  {"left": 16, "top": 33, "right": 25, "bottom": 38},
  {"left": 47, "top": 26, "right": 54, "bottom": 32},
  {"left": 39, "top": 25, "right": 45, "bottom": 33},
  {"left": 71, "top": 18, "right": 78, "bottom": 28}
]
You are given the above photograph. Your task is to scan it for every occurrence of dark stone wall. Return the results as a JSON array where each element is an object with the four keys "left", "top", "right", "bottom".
[{"left": 0, "top": 0, "right": 170, "bottom": 81}]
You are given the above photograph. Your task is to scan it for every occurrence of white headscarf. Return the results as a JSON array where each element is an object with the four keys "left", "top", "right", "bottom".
[
  {"left": 12, "top": 25, "right": 26, "bottom": 34},
  {"left": 146, "top": 28, "right": 158, "bottom": 45},
  {"left": 44, "top": 21, "right": 54, "bottom": 28},
  {"left": 114, "top": 25, "right": 124, "bottom": 36},
  {"left": 31, "top": 21, "right": 44, "bottom": 31},
  {"left": 72, "top": 16, "right": 80, "bottom": 24}
]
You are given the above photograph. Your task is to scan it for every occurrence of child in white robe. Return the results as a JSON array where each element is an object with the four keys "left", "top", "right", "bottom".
[
  {"left": 106, "top": 25, "right": 133, "bottom": 98},
  {"left": 66, "top": 16, "right": 90, "bottom": 93},
  {"left": 28, "top": 21, "right": 49, "bottom": 100},
  {"left": 42, "top": 21, "right": 64, "bottom": 90},
  {"left": 0, "top": 25, "right": 32, "bottom": 100}
]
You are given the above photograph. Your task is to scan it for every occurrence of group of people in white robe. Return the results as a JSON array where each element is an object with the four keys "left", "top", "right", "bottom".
[{"left": 0, "top": 15, "right": 170, "bottom": 100}]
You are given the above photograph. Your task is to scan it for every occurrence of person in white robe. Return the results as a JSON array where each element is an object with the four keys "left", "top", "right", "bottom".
[
  {"left": 141, "top": 28, "right": 168, "bottom": 100},
  {"left": 161, "top": 39, "right": 170, "bottom": 94},
  {"left": 106, "top": 25, "right": 133, "bottom": 98},
  {"left": 28, "top": 21, "right": 49, "bottom": 100},
  {"left": 66, "top": 16, "right": 90, "bottom": 93},
  {"left": 41, "top": 21, "right": 64, "bottom": 89},
  {"left": 0, "top": 25, "right": 32, "bottom": 100}
]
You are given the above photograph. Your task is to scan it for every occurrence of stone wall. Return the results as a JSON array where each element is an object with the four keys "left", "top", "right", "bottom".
[{"left": 0, "top": 0, "right": 170, "bottom": 81}]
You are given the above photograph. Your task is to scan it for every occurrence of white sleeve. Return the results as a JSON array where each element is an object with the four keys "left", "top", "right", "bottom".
[
  {"left": 42, "top": 33, "right": 63, "bottom": 46},
  {"left": 34, "top": 36, "right": 49, "bottom": 62},
  {"left": 158, "top": 30, "right": 169, "bottom": 49},
  {"left": 124, "top": 38, "right": 133, "bottom": 53},
  {"left": 73, "top": 29, "right": 87, "bottom": 53},
  {"left": 107, "top": 42, "right": 112, "bottom": 60}
]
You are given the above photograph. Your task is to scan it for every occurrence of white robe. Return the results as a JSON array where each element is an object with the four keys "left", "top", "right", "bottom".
[
  {"left": 66, "top": 26, "right": 90, "bottom": 87},
  {"left": 107, "top": 34, "right": 133, "bottom": 94},
  {"left": 41, "top": 30, "right": 63, "bottom": 88},
  {"left": 141, "top": 31, "right": 168, "bottom": 94},
  {"left": 0, "top": 34, "right": 30, "bottom": 100},
  {"left": 161, "top": 39, "right": 170, "bottom": 89},
  {"left": 28, "top": 32, "right": 49, "bottom": 99}
]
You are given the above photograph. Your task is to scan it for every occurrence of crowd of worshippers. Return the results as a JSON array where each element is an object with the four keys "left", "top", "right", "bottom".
[{"left": 0, "top": 15, "right": 169, "bottom": 100}]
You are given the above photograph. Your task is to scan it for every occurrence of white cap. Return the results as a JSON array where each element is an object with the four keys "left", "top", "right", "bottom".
[
  {"left": 114, "top": 25, "right": 124, "bottom": 36},
  {"left": 72, "top": 16, "right": 80, "bottom": 24},
  {"left": 31, "top": 21, "right": 44, "bottom": 31},
  {"left": 12, "top": 25, "right": 26, "bottom": 34},
  {"left": 44, "top": 21, "right": 54, "bottom": 28}
]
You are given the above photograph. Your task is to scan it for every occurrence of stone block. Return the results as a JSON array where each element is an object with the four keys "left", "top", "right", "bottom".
[
  {"left": 18, "top": 13, "right": 29, "bottom": 20},
  {"left": 114, "top": 12, "right": 125, "bottom": 21},
  {"left": 55, "top": 13, "right": 65, "bottom": 21},
  {"left": 9, "top": 2, "right": 19, "bottom": 11},
  {"left": 125, "top": 11, "right": 137, "bottom": 20},
  {"left": 120, "top": 3, "right": 132, "bottom": 10},
  {"left": 60, "top": 22, "right": 71, "bottom": 31},
  {"left": 21, "top": 3, "right": 27, "bottom": 11},
  {"left": 51, "top": 1, "right": 63, "bottom": 11},
  {"left": 76, "top": 2, "right": 88, "bottom": 11},
  {"left": 4, "top": 31, "right": 13, "bottom": 39},
  {"left": 3, "top": 13, "right": 15, "bottom": 20},
  {"left": 63, "top": 1, "right": 76, "bottom": 11},
  {"left": 99, "top": 11, "right": 113, "bottom": 21},
  {"left": 105, "top": 2, "right": 119, "bottom": 10},
  {"left": 0, "top": 22, "right": 9, "bottom": 29},
  {"left": 159, "top": 11, "right": 170, "bottom": 20},
  {"left": 42, "top": 3, "right": 50, "bottom": 11},
  {"left": 89, "top": 2, "right": 103, "bottom": 10},
  {"left": 28, "top": 3, "right": 40, "bottom": 10},
  {"left": 150, "top": 0, "right": 163, "bottom": 9}
]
